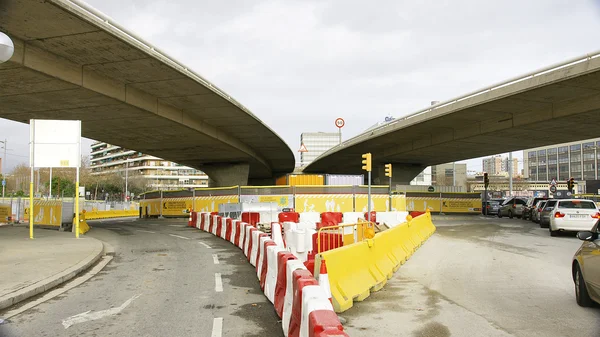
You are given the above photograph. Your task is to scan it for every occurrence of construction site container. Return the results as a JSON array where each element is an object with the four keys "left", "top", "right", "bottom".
[
  {"left": 325, "top": 174, "right": 364, "bottom": 186},
  {"left": 275, "top": 174, "right": 325, "bottom": 186}
]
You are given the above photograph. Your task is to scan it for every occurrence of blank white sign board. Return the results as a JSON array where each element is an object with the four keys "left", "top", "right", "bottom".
[{"left": 31, "top": 120, "right": 81, "bottom": 168}]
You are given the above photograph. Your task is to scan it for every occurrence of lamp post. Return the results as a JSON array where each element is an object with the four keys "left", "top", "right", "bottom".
[
  {"left": 0, "top": 32, "right": 14, "bottom": 63},
  {"left": 0, "top": 139, "right": 6, "bottom": 198}
]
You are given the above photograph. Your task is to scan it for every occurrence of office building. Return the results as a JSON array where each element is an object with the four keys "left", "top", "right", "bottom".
[
  {"left": 90, "top": 142, "right": 208, "bottom": 190},
  {"left": 410, "top": 167, "right": 433, "bottom": 186},
  {"left": 432, "top": 163, "right": 467, "bottom": 189},
  {"left": 523, "top": 137, "right": 600, "bottom": 181},
  {"left": 299, "top": 132, "right": 340, "bottom": 166}
]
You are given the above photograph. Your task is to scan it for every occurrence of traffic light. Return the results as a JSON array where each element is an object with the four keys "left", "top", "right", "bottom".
[
  {"left": 568, "top": 177, "right": 575, "bottom": 193},
  {"left": 484, "top": 172, "right": 489, "bottom": 189},
  {"left": 384, "top": 163, "right": 392, "bottom": 177},
  {"left": 361, "top": 153, "right": 372, "bottom": 172}
]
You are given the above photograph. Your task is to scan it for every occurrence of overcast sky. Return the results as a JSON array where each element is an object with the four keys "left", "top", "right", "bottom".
[{"left": 2, "top": 0, "right": 600, "bottom": 173}]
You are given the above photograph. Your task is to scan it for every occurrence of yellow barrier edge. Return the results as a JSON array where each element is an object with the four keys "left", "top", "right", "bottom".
[{"left": 319, "top": 210, "right": 436, "bottom": 313}]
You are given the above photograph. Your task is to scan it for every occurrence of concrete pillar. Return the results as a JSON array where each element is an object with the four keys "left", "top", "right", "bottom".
[
  {"left": 372, "top": 163, "right": 426, "bottom": 186},
  {"left": 200, "top": 163, "right": 250, "bottom": 187}
]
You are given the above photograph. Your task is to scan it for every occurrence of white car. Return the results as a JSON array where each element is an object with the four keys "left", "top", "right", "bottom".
[{"left": 549, "top": 199, "right": 600, "bottom": 236}]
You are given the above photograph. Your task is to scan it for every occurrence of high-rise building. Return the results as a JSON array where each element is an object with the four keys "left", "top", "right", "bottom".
[
  {"left": 482, "top": 155, "right": 518, "bottom": 176},
  {"left": 523, "top": 137, "right": 600, "bottom": 181},
  {"left": 89, "top": 142, "right": 208, "bottom": 191},
  {"left": 299, "top": 132, "right": 340, "bottom": 166},
  {"left": 482, "top": 156, "right": 503, "bottom": 175}
]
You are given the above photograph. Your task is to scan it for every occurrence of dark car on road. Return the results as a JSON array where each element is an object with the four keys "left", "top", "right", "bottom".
[
  {"left": 482, "top": 200, "right": 500, "bottom": 215},
  {"left": 539, "top": 199, "right": 558, "bottom": 228},
  {"left": 523, "top": 197, "right": 549, "bottom": 220}
]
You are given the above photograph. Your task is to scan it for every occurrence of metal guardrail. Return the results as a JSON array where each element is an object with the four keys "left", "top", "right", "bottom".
[
  {"left": 313, "top": 49, "right": 600, "bottom": 160},
  {"left": 316, "top": 221, "right": 374, "bottom": 253}
]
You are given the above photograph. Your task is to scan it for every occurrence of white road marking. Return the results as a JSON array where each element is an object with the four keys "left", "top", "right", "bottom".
[
  {"left": 215, "top": 273, "right": 223, "bottom": 292},
  {"left": 168, "top": 234, "right": 190, "bottom": 240},
  {"left": 136, "top": 230, "right": 155, "bottom": 234},
  {"left": 211, "top": 317, "right": 223, "bottom": 337},
  {"left": 168, "top": 225, "right": 183, "bottom": 227},
  {"left": 199, "top": 242, "right": 212, "bottom": 249},
  {"left": 61, "top": 294, "right": 141, "bottom": 329},
  {"left": 0, "top": 256, "right": 113, "bottom": 320},
  {"left": 212, "top": 254, "right": 219, "bottom": 264}
]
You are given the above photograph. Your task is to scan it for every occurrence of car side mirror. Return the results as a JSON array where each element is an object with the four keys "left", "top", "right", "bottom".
[{"left": 577, "top": 231, "right": 598, "bottom": 241}]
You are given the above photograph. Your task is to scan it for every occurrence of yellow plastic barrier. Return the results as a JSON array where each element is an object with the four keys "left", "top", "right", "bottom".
[
  {"left": 84, "top": 209, "right": 138, "bottom": 220},
  {"left": 0, "top": 204, "right": 10, "bottom": 222},
  {"left": 316, "top": 210, "right": 436, "bottom": 313}
]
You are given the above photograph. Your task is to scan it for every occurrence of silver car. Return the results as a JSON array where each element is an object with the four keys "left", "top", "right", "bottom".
[
  {"left": 539, "top": 200, "right": 558, "bottom": 228},
  {"left": 549, "top": 199, "right": 600, "bottom": 236},
  {"left": 498, "top": 197, "right": 527, "bottom": 219},
  {"left": 531, "top": 200, "right": 547, "bottom": 223},
  {"left": 572, "top": 220, "right": 600, "bottom": 306}
]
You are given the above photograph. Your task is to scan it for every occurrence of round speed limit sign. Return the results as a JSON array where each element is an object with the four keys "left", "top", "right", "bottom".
[{"left": 335, "top": 118, "right": 345, "bottom": 128}]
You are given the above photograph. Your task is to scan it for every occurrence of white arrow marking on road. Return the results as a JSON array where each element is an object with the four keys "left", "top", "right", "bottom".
[
  {"left": 212, "top": 254, "right": 219, "bottom": 264},
  {"left": 62, "top": 294, "right": 141, "bottom": 329},
  {"left": 199, "top": 242, "right": 212, "bottom": 249}
]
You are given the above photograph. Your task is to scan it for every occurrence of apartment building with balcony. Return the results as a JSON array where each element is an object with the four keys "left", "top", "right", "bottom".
[{"left": 90, "top": 142, "right": 208, "bottom": 190}]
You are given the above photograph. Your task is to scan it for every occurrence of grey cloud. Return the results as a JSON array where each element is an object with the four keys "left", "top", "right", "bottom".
[{"left": 2, "top": 0, "right": 599, "bottom": 168}]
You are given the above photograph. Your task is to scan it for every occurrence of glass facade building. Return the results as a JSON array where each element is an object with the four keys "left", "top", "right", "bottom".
[{"left": 523, "top": 138, "right": 600, "bottom": 182}]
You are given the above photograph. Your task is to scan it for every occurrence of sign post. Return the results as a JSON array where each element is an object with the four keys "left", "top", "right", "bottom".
[
  {"left": 335, "top": 118, "right": 345, "bottom": 145},
  {"left": 30, "top": 120, "right": 81, "bottom": 239}
]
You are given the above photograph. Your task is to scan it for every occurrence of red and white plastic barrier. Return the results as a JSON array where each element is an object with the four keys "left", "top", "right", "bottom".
[{"left": 192, "top": 212, "right": 348, "bottom": 337}]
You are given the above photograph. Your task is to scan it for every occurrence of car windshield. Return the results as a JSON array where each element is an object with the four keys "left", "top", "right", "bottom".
[{"left": 557, "top": 200, "right": 597, "bottom": 209}]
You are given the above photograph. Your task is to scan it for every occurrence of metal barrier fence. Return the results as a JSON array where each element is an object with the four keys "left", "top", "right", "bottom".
[
  {"left": 316, "top": 221, "right": 373, "bottom": 253},
  {"left": 0, "top": 198, "right": 138, "bottom": 225}
]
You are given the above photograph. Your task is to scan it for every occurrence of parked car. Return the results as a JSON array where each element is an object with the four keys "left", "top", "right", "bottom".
[
  {"left": 549, "top": 199, "right": 600, "bottom": 236},
  {"left": 498, "top": 197, "right": 527, "bottom": 219},
  {"left": 523, "top": 197, "right": 549, "bottom": 220},
  {"left": 531, "top": 200, "right": 547, "bottom": 223},
  {"left": 572, "top": 220, "right": 600, "bottom": 306},
  {"left": 482, "top": 200, "right": 500, "bottom": 215},
  {"left": 539, "top": 200, "right": 558, "bottom": 228}
]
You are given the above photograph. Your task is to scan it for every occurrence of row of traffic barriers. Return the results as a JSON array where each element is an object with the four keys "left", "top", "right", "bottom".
[
  {"left": 84, "top": 209, "right": 139, "bottom": 220},
  {"left": 314, "top": 209, "right": 436, "bottom": 312},
  {"left": 193, "top": 212, "right": 350, "bottom": 337}
]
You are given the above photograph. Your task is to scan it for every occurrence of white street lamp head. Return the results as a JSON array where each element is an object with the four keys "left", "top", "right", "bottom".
[{"left": 0, "top": 32, "right": 15, "bottom": 63}]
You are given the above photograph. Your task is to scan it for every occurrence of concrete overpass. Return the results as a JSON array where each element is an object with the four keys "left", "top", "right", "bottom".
[
  {"left": 304, "top": 51, "right": 600, "bottom": 184},
  {"left": 0, "top": 0, "right": 294, "bottom": 186}
]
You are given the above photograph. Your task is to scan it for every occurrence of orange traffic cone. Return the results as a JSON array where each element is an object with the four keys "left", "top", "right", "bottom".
[{"left": 319, "top": 259, "right": 332, "bottom": 304}]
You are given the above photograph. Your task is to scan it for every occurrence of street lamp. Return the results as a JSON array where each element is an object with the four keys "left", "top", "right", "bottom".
[
  {"left": 0, "top": 32, "right": 14, "bottom": 63},
  {"left": 0, "top": 139, "right": 6, "bottom": 198}
]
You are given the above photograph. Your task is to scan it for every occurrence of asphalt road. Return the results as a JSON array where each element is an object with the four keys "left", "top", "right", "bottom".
[
  {"left": 343, "top": 216, "right": 600, "bottom": 337},
  {"left": 0, "top": 218, "right": 282, "bottom": 337}
]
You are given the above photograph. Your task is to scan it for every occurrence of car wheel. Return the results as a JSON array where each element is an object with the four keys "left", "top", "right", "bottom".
[
  {"left": 498, "top": 212, "right": 502, "bottom": 218},
  {"left": 575, "top": 264, "right": 594, "bottom": 307},
  {"left": 540, "top": 219, "right": 549, "bottom": 228},
  {"left": 509, "top": 210, "right": 513, "bottom": 219}
]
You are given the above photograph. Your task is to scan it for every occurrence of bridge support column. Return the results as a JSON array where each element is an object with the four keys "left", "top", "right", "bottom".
[
  {"left": 372, "top": 164, "right": 426, "bottom": 187},
  {"left": 201, "top": 163, "right": 250, "bottom": 187}
]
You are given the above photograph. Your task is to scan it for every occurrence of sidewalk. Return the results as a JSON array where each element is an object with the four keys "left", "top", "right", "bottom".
[{"left": 0, "top": 225, "right": 105, "bottom": 310}]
